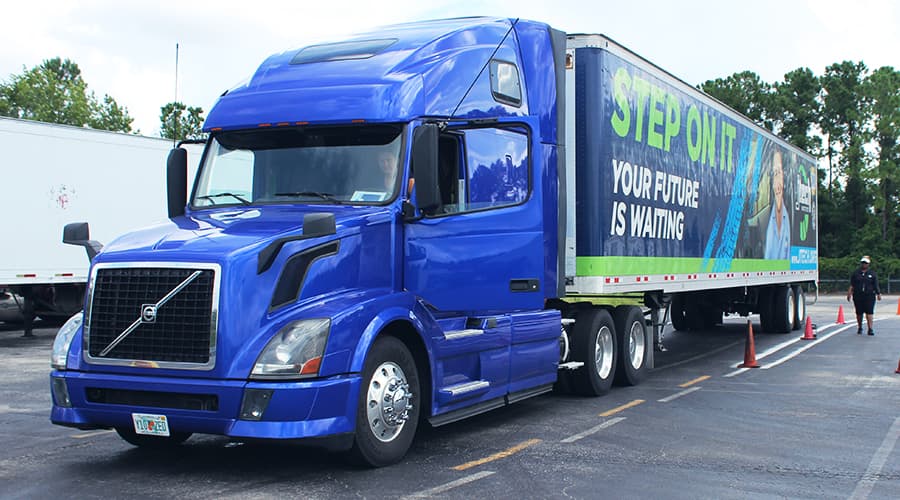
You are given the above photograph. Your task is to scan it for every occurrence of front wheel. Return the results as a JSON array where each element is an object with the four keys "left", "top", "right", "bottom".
[
  {"left": 115, "top": 427, "right": 191, "bottom": 448},
  {"left": 349, "top": 336, "right": 420, "bottom": 467}
]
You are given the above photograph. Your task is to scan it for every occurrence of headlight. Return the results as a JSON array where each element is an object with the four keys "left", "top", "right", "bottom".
[
  {"left": 251, "top": 318, "right": 330, "bottom": 379},
  {"left": 51, "top": 312, "right": 83, "bottom": 370}
]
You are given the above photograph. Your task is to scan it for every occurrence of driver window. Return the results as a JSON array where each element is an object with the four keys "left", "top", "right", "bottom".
[{"left": 432, "top": 126, "right": 529, "bottom": 215}]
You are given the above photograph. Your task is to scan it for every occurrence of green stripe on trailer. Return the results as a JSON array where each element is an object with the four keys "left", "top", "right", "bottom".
[{"left": 575, "top": 256, "right": 790, "bottom": 276}]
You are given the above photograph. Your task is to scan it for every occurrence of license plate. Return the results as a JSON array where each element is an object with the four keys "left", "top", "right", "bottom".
[{"left": 132, "top": 413, "right": 170, "bottom": 437}]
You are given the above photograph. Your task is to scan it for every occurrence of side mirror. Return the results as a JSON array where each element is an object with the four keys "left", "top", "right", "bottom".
[
  {"left": 63, "top": 222, "right": 103, "bottom": 262},
  {"left": 167, "top": 147, "right": 188, "bottom": 219},
  {"left": 411, "top": 123, "right": 440, "bottom": 215}
]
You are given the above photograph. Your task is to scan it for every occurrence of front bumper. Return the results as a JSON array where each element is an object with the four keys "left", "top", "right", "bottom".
[{"left": 50, "top": 371, "right": 361, "bottom": 443}]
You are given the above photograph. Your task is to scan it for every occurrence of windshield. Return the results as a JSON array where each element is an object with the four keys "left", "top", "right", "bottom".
[{"left": 192, "top": 125, "right": 403, "bottom": 207}]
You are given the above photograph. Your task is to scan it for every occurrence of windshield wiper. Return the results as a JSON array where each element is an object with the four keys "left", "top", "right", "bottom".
[
  {"left": 274, "top": 191, "right": 343, "bottom": 204},
  {"left": 196, "top": 192, "right": 251, "bottom": 205}
]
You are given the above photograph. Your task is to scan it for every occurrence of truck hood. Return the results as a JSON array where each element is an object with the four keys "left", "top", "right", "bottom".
[{"left": 97, "top": 205, "right": 389, "bottom": 263}]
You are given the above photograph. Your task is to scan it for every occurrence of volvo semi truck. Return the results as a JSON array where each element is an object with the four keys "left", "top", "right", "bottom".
[{"left": 50, "top": 17, "right": 818, "bottom": 466}]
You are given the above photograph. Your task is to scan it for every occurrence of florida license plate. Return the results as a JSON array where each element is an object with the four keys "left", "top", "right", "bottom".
[{"left": 132, "top": 413, "right": 170, "bottom": 436}]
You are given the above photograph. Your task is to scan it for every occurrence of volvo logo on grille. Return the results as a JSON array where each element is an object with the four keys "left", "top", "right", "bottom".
[
  {"left": 98, "top": 270, "right": 204, "bottom": 358},
  {"left": 141, "top": 304, "right": 158, "bottom": 323}
]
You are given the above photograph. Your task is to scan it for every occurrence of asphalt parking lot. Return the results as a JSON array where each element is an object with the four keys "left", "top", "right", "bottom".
[{"left": 1, "top": 294, "right": 898, "bottom": 499}]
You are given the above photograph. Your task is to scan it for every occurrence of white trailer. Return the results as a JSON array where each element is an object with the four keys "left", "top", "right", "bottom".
[{"left": 0, "top": 117, "right": 203, "bottom": 329}]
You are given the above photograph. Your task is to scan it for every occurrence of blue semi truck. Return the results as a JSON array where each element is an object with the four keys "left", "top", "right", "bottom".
[{"left": 50, "top": 17, "right": 818, "bottom": 466}]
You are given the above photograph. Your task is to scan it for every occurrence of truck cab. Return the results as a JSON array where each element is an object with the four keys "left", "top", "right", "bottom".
[{"left": 50, "top": 17, "right": 579, "bottom": 467}]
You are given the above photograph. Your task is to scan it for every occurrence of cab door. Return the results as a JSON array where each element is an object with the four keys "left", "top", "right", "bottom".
[{"left": 403, "top": 123, "right": 545, "bottom": 313}]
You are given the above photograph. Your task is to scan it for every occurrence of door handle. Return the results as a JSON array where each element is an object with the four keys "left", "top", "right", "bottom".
[{"left": 509, "top": 279, "right": 540, "bottom": 292}]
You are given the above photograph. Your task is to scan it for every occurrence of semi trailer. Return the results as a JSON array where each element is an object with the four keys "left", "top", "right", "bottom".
[
  {"left": 0, "top": 117, "right": 202, "bottom": 331},
  {"left": 50, "top": 17, "right": 818, "bottom": 466}
]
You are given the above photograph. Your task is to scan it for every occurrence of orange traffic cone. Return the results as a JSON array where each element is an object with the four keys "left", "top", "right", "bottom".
[
  {"left": 895, "top": 357, "right": 900, "bottom": 374},
  {"left": 836, "top": 305, "right": 846, "bottom": 324},
  {"left": 800, "top": 316, "right": 816, "bottom": 340},
  {"left": 739, "top": 320, "right": 760, "bottom": 368},
  {"left": 895, "top": 298, "right": 900, "bottom": 315}
]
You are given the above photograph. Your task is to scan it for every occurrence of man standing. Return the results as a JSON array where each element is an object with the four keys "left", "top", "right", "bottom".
[{"left": 847, "top": 256, "right": 882, "bottom": 335}]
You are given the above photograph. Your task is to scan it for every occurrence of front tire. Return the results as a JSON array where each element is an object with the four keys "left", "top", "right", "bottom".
[
  {"left": 349, "top": 336, "right": 420, "bottom": 467},
  {"left": 570, "top": 308, "right": 618, "bottom": 396},
  {"left": 613, "top": 306, "right": 648, "bottom": 386}
]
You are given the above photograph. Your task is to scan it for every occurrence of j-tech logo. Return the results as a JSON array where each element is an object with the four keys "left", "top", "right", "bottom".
[{"left": 49, "top": 184, "right": 77, "bottom": 209}]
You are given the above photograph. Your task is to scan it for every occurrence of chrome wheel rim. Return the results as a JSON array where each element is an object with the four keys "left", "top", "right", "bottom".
[
  {"left": 366, "top": 361, "right": 412, "bottom": 443},
  {"left": 628, "top": 321, "right": 645, "bottom": 369},
  {"left": 595, "top": 326, "right": 614, "bottom": 379},
  {"left": 787, "top": 290, "right": 795, "bottom": 327}
]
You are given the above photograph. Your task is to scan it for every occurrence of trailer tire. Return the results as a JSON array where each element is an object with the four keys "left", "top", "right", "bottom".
[
  {"left": 792, "top": 286, "right": 806, "bottom": 330},
  {"left": 702, "top": 308, "right": 723, "bottom": 328},
  {"left": 759, "top": 289, "right": 774, "bottom": 333},
  {"left": 570, "top": 308, "right": 617, "bottom": 396},
  {"left": 115, "top": 427, "right": 191, "bottom": 448},
  {"left": 349, "top": 336, "right": 420, "bottom": 467},
  {"left": 670, "top": 295, "right": 688, "bottom": 331},
  {"left": 771, "top": 286, "right": 794, "bottom": 333},
  {"left": 613, "top": 306, "right": 648, "bottom": 386}
]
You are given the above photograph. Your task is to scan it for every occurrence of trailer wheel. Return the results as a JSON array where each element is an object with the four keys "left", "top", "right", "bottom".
[
  {"left": 702, "top": 307, "right": 723, "bottom": 328},
  {"left": 613, "top": 306, "right": 648, "bottom": 386},
  {"left": 570, "top": 308, "right": 617, "bottom": 396},
  {"left": 670, "top": 295, "right": 688, "bottom": 331},
  {"left": 792, "top": 286, "right": 806, "bottom": 330},
  {"left": 115, "top": 427, "right": 191, "bottom": 448},
  {"left": 759, "top": 289, "right": 773, "bottom": 333},
  {"left": 349, "top": 336, "right": 420, "bottom": 467},
  {"left": 771, "top": 286, "right": 794, "bottom": 333}
]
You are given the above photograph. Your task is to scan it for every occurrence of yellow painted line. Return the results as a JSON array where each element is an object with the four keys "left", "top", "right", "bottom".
[
  {"left": 598, "top": 399, "right": 645, "bottom": 417},
  {"left": 452, "top": 438, "right": 542, "bottom": 471},
  {"left": 679, "top": 375, "right": 711, "bottom": 388},
  {"left": 72, "top": 429, "right": 115, "bottom": 439}
]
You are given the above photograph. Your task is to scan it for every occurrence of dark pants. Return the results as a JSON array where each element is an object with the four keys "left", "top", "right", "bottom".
[{"left": 853, "top": 294, "right": 876, "bottom": 315}]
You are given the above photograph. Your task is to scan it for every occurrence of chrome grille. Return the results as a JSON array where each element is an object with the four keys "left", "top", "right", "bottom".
[{"left": 86, "top": 266, "right": 217, "bottom": 366}]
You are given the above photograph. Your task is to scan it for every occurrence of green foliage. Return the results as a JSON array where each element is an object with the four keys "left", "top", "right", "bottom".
[
  {"left": 700, "top": 71, "right": 775, "bottom": 130},
  {"left": 819, "top": 256, "right": 900, "bottom": 292},
  {"left": 703, "top": 63, "right": 900, "bottom": 262},
  {"left": 774, "top": 68, "right": 821, "bottom": 153},
  {"left": 0, "top": 57, "right": 133, "bottom": 132},
  {"left": 160, "top": 101, "right": 206, "bottom": 141}
]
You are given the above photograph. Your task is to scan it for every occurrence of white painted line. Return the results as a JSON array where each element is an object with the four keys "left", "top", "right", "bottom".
[
  {"left": 560, "top": 417, "right": 626, "bottom": 443},
  {"left": 0, "top": 404, "right": 42, "bottom": 414},
  {"left": 723, "top": 367, "right": 750, "bottom": 378},
  {"left": 401, "top": 471, "right": 496, "bottom": 499},
  {"left": 658, "top": 386, "right": 702, "bottom": 403},
  {"left": 72, "top": 429, "right": 115, "bottom": 439},
  {"left": 762, "top": 323, "right": 857, "bottom": 369},
  {"left": 754, "top": 336, "right": 802, "bottom": 359},
  {"left": 723, "top": 322, "right": 858, "bottom": 377},
  {"left": 849, "top": 417, "right": 900, "bottom": 500}
]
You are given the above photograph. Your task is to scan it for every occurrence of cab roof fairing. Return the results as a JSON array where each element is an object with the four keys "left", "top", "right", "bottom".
[{"left": 203, "top": 17, "right": 536, "bottom": 131}]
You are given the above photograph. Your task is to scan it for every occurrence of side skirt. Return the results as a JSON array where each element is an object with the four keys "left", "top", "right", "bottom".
[{"left": 427, "top": 383, "right": 554, "bottom": 427}]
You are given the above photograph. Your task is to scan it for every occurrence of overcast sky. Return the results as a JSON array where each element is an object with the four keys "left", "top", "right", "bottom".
[{"left": 2, "top": 0, "right": 897, "bottom": 135}]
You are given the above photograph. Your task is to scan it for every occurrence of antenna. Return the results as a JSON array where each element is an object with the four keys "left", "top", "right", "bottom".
[{"left": 173, "top": 42, "right": 179, "bottom": 146}]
